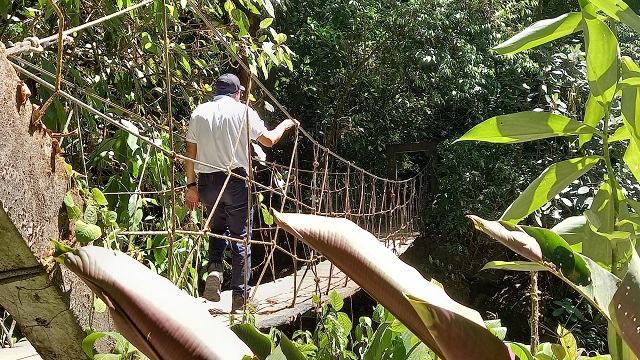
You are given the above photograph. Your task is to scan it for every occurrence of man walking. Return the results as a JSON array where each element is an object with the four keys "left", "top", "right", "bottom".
[{"left": 184, "top": 73, "right": 298, "bottom": 311}]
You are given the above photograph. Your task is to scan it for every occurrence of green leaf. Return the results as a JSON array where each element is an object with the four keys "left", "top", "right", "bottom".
[
  {"left": 482, "top": 261, "right": 548, "bottom": 272},
  {"left": 260, "top": 18, "right": 273, "bottom": 29},
  {"left": 275, "top": 33, "right": 287, "bottom": 44},
  {"left": 75, "top": 220, "right": 102, "bottom": 243},
  {"left": 52, "top": 239, "right": 74, "bottom": 258},
  {"left": 551, "top": 216, "right": 586, "bottom": 246},
  {"left": 493, "top": 12, "right": 583, "bottom": 55},
  {"left": 261, "top": 204, "right": 274, "bottom": 225},
  {"left": 457, "top": 112, "right": 597, "bottom": 144},
  {"left": 92, "top": 188, "right": 108, "bottom": 206},
  {"left": 0, "top": 0, "right": 10, "bottom": 21},
  {"left": 609, "top": 247, "right": 640, "bottom": 357},
  {"left": 557, "top": 325, "right": 577, "bottom": 360},
  {"left": 280, "top": 334, "right": 307, "bottom": 360},
  {"left": 231, "top": 323, "right": 273, "bottom": 359},
  {"left": 93, "top": 296, "right": 107, "bottom": 313},
  {"left": 262, "top": 0, "right": 274, "bottom": 17},
  {"left": 337, "top": 312, "right": 353, "bottom": 333},
  {"left": 82, "top": 332, "right": 107, "bottom": 358},
  {"left": 231, "top": 9, "right": 250, "bottom": 37},
  {"left": 106, "top": 211, "right": 118, "bottom": 226},
  {"left": 583, "top": 10, "right": 619, "bottom": 106},
  {"left": 582, "top": 182, "right": 616, "bottom": 269},
  {"left": 329, "top": 290, "right": 344, "bottom": 311},
  {"left": 610, "top": 124, "right": 631, "bottom": 142},
  {"left": 390, "top": 318, "right": 409, "bottom": 332},
  {"left": 67, "top": 205, "right": 83, "bottom": 220},
  {"left": 580, "top": 95, "right": 605, "bottom": 147},
  {"left": 521, "top": 226, "right": 591, "bottom": 286},
  {"left": 588, "top": 0, "right": 640, "bottom": 33},
  {"left": 85, "top": 206, "right": 98, "bottom": 225},
  {"left": 508, "top": 343, "right": 534, "bottom": 360},
  {"left": 501, "top": 156, "right": 601, "bottom": 223},
  {"left": 622, "top": 58, "right": 640, "bottom": 182},
  {"left": 608, "top": 323, "right": 637, "bottom": 360},
  {"left": 64, "top": 192, "right": 75, "bottom": 207}
]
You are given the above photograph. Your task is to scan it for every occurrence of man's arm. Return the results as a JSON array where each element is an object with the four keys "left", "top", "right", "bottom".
[
  {"left": 185, "top": 141, "right": 199, "bottom": 210},
  {"left": 257, "top": 118, "right": 299, "bottom": 147}
]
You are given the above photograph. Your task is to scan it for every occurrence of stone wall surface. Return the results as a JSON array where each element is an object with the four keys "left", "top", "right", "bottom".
[{"left": 0, "top": 44, "right": 113, "bottom": 359}]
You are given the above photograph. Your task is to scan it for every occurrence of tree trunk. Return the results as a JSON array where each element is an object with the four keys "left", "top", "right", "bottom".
[{"left": 0, "top": 44, "right": 113, "bottom": 359}]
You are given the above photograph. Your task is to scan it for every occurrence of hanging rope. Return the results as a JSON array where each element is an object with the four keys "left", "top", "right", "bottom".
[{"left": 8, "top": 1, "right": 430, "bottom": 317}]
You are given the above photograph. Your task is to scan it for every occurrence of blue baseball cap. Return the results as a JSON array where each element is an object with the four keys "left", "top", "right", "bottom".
[{"left": 216, "top": 73, "right": 245, "bottom": 95}]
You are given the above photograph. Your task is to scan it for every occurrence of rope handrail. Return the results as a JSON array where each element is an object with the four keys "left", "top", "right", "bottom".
[{"left": 7, "top": 1, "right": 432, "bottom": 315}]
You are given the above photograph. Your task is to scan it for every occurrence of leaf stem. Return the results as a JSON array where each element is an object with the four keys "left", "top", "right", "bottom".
[{"left": 602, "top": 104, "right": 619, "bottom": 275}]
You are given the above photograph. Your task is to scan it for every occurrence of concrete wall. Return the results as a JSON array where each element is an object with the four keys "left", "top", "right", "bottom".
[{"left": 0, "top": 44, "right": 112, "bottom": 359}]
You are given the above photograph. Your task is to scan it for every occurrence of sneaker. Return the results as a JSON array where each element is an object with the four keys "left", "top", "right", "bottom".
[
  {"left": 232, "top": 292, "right": 259, "bottom": 313},
  {"left": 202, "top": 263, "right": 223, "bottom": 302}
]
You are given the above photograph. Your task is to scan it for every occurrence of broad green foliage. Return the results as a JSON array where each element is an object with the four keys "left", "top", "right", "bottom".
[
  {"left": 493, "top": 12, "right": 583, "bottom": 55},
  {"left": 457, "top": 112, "right": 598, "bottom": 144},
  {"left": 82, "top": 331, "right": 148, "bottom": 360},
  {"left": 462, "top": 0, "right": 640, "bottom": 356},
  {"left": 500, "top": 156, "right": 601, "bottom": 224}
]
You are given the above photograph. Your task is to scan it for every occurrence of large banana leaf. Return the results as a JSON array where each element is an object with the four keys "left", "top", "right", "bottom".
[
  {"left": 500, "top": 156, "right": 601, "bottom": 224},
  {"left": 272, "top": 211, "right": 515, "bottom": 360},
  {"left": 492, "top": 12, "right": 583, "bottom": 55},
  {"left": 582, "top": 7, "right": 619, "bottom": 106},
  {"left": 588, "top": 0, "right": 640, "bottom": 33},
  {"left": 610, "top": 248, "right": 640, "bottom": 357},
  {"left": 55, "top": 245, "right": 252, "bottom": 360},
  {"left": 457, "top": 112, "right": 597, "bottom": 144}
]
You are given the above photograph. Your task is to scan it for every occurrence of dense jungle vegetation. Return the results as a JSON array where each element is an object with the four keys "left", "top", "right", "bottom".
[{"left": 5, "top": 0, "right": 640, "bottom": 358}]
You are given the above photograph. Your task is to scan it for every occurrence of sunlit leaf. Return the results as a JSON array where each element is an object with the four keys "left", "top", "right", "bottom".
[
  {"left": 588, "top": 0, "right": 640, "bottom": 33},
  {"left": 329, "top": 290, "right": 344, "bottom": 311},
  {"left": 85, "top": 206, "right": 98, "bottom": 225},
  {"left": 262, "top": 0, "right": 275, "bottom": 17},
  {"left": 280, "top": 334, "right": 307, "bottom": 360},
  {"left": 260, "top": 18, "right": 274, "bottom": 29},
  {"left": 231, "top": 9, "right": 250, "bottom": 37},
  {"left": 92, "top": 188, "right": 109, "bottom": 206},
  {"left": 610, "top": 125, "right": 631, "bottom": 142},
  {"left": 508, "top": 343, "right": 534, "bottom": 360},
  {"left": 583, "top": 10, "right": 619, "bottom": 106},
  {"left": 52, "top": 239, "right": 74, "bottom": 258},
  {"left": 557, "top": 325, "right": 578, "bottom": 360},
  {"left": 457, "top": 112, "right": 597, "bottom": 144},
  {"left": 609, "top": 248, "right": 640, "bottom": 358},
  {"left": 551, "top": 216, "right": 586, "bottom": 246},
  {"left": 482, "top": 261, "right": 548, "bottom": 272},
  {"left": 580, "top": 95, "right": 605, "bottom": 147},
  {"left": 231, "top": 324, "right": 273, "bottom": 359},
  {"left": 75, "top": 220, "right": 102, "bottom": 243},
  {"left": 493, "top": 12, "right": 583, "bottom": 55},
  {"left": 501, "top": 157, "right": 601, "bottom": 224}
]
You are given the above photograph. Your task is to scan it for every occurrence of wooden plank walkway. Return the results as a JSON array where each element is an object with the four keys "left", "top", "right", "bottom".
[{"left": 203, "top": 234, "right": 418, "bottom": 329}]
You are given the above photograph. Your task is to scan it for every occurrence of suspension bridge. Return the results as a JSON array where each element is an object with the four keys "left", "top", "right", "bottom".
[{"left": 0, "top": 1, "right": 433, "bottom": 358}]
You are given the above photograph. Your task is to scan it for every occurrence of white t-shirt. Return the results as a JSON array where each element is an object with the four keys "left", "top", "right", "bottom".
[{"left": 186, "top": 95, "right": 267, "bottom": 173}]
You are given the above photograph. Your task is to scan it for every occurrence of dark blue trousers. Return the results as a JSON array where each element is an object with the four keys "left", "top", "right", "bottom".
[{"left": 198, "top": 168, "right": 252, "bottom": 295}]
